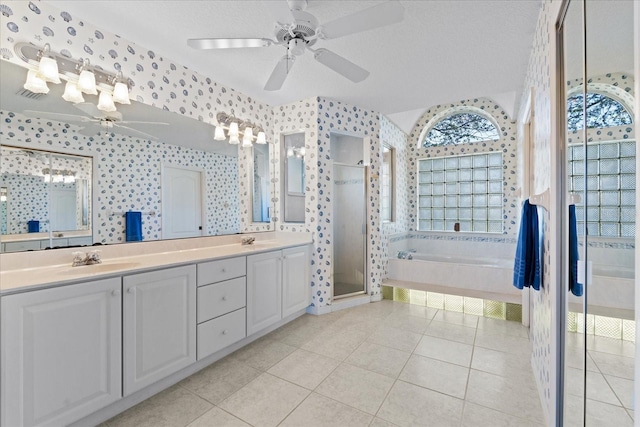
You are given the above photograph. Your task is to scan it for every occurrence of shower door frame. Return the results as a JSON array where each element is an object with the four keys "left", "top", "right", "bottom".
[{"left": 332, "top": 162, "right": 369, "bottom": 300}]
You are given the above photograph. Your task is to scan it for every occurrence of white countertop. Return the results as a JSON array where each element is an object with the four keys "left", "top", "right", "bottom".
[{"left": 0, "top": 232, "right": 312, "bottom": 295}]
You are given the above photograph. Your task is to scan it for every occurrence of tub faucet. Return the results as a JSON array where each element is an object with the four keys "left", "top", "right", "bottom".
[
  {"left": 241, "top": 236, "right": 256, "bottom": 246},
  {"left": 72, "top": 250, "right": 102, "bottom": 267}
]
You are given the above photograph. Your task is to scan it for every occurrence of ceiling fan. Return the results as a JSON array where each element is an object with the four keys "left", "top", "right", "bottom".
[
  {"left": 23, "top": 103, "right": 169, "bottom": 141},
  {"left": 187, "top": 0, "right": 405, "bottom": 91}
]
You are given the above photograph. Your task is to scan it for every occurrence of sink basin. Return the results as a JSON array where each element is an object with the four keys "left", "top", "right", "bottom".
[{"left": 59, "top": 262, "right": 141, "bottom": 275}]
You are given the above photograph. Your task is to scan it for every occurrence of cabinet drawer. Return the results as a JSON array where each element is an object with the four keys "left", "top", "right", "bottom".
[
  {"left": 197, "top": 308, "right": 246, "bottom": 360},
  {"left": 197, "top": 256, "right": 246, "bottom": 286},
  {"left": 197, "top": 277, "right": 246, "bottom": 323}
]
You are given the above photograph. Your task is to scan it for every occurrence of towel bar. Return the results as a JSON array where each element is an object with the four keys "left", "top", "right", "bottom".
[
  {"left": 107, "top": 210, "right": 156, "bottom": 217},
  {"left": 529, "top": 188, "right": 549, "bottom": 211}
]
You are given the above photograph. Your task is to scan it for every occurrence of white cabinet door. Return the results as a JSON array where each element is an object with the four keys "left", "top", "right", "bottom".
[
  {"left": 282, "top": 246, "right": 310, "bottom": 318},
  {"left": 123, "top": 265, "right": 196, "bottom": 395},
  {"left": 246, "top": 251, "right": 282, "bottom": 335},
  {"left": 1, "top": 278, "right": 122, "bottom": 427}
]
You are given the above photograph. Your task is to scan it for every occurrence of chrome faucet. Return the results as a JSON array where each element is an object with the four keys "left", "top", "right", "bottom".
[
  {"left": 72, "top": 250, "right": 102, "bottom": 267},
  {"left": 241, "top": 236, "right": 256, "bottom": 246}
]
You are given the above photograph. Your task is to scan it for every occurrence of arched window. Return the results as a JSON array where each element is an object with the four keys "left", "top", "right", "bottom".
[
  {"left": 567, "top": 92, "right": 632, "bottom": 132},
  {"left": 423, "top": 113, "right": 500, "bottom": 147}
]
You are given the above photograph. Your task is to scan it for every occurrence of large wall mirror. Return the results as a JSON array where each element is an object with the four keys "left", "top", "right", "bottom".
[
  {"left": 560, "top": 0, "right": 635, "bottom": 424},
  {"left": 0, "top": 60, "right": 243, "bottom": 253}
]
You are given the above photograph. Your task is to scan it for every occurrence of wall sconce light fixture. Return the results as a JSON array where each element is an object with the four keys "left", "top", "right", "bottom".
[
  {"left": 16, "top": 42, "right": 131, "bottom": 112},
  {"left": 213, "top": 111, "right": 267, "bottom": 148}
]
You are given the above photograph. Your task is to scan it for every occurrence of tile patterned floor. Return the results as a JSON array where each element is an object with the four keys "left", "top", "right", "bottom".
[{"left": 103, "top": 300, "right": 633, "bottom": 427}]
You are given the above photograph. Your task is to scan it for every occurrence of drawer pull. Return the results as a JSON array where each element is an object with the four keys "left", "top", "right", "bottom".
[
  {"left": 222, "top": 330, "right": 228, "bottom": 335},
  {"left": 221, "top": 268, "right": 226, "bottom": 273},
  {"left": 127, "top": 287, "right": 135, "bottom": 294},
  {"left": 222, "top": 295, "right": 227, "bottom": 301},
  {"left": 111, "top": 290, "right": 119, "bottom": 297}
]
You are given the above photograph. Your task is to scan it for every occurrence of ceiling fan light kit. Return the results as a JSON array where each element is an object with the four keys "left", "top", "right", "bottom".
[
  {"left": 15, "top": 42, "right": 131, "bottom": 112},
  {"left": 187, "top": 0, "right": 405, "bottom": 91}
]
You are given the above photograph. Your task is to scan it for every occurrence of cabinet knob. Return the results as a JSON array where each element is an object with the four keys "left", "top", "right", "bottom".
[
  {"left": 222, "top": 295, "right": 227, "bottom": 301},
  {"left": 111, "top": 290, "right": 119, "bottom": 297},
  {"left": 128, "top": 287, "right": 135, "bottom": 294},
  {"left": 222, "top": 330, "right": 228, "bottom": 335},
  {"left": 221, "top": 268, "right": 226, "bottom": 273}
]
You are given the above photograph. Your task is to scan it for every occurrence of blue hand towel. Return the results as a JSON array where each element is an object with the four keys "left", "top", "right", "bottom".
[
  {"left": 513, "top": 200, "right": 541, "bottom": 291},
  {"left": 27, "top": 220, "right": 40, "bottom": 233},
  {"left": 125, "top": 211, "right": 143, "bottom": 242},
  {"left": 569, "top": 204, "right": 582, "bottom": 296}
]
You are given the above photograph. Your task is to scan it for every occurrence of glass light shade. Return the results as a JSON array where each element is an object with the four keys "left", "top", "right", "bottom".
[
  {"left": 77, "top": 69, "right": 98, "bottom": 94},
  {"left": 38, "top": 56, "right": 61, "bottom": 84},
  {"left": 97, "top": 90, "right": 117, "bottom": 112},
  {"left": 62, "top": 81, "right": 84, "bottom": 103},
  {"left": 299, "top": 146, "right": 306, "bottom": 156},
  {"left": 256, "top": 131, "right": 266, "bottom": 144},
  {"left": 228, "top": 122, "right": 239, "bottom": 138},
  {"left": 53, "top": 174, "right": 64, "bottom": 183},
  {"left": 229, "top": 134, "right": 240, "bottom": 145},
  {"left": 112, "top": 81, "right": 131, "bottom": 104},
  {"left": 287, "top": 147, "right": 294, "bottom": 157},
  {"left": 242, "top": 127, "right": 254, "bottom": 147},
  {"left": 24, "top": 70, "right": 50, "bottom": 94},
  {"left": 213, "top": 125, "right": 226, "bottom": 141},
  {"left": 43, "top": 174, "right": 51, "bottom": 183},
  {"left": 63, "top": 174, "right": 76, "bottom": 184}
]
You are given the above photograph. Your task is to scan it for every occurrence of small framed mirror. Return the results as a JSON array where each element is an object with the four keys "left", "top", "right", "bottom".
[{"left": 251, "top": 143, "right": 271, "bottom": 223}]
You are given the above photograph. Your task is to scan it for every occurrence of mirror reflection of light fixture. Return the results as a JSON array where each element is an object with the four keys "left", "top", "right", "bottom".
[
  {"left": 62, "top": 81, "right": 84, "bottom": 103},
  {"left": 97, "top": 90, "right": 117, "bottom": 112},
  {"left": 287, "top": 146, "right": 306, "bottom": 158},
  {"left": 23, "top": 69, "right": 50, "bottom": 94},
  {"left": 213, "top": 111, "right": 268, "bottom": 148},
  {"left": 110, "top": 71, "right": 131, "bottom": 104},
  {"left": 42, "top": 168, "right": 77, "bottom": 184}
]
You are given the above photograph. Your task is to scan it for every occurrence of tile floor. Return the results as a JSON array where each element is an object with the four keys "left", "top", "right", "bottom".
[{"left": 103, "top": 300, "right": 633, "bottom": 427}]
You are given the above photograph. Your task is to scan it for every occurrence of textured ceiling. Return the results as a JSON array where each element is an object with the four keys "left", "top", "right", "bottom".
[{"left": 46, "top": 0, "right": 542, "bottom": 131}]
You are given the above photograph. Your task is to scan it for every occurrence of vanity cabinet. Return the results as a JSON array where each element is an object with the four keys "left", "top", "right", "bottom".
[
  {"left": 123, "top": 265, "right": 196, "bottom": 395},
  {"left": 196, "top": 256, "right": 247, "bottom": 359},
  {"left": 247, "top": 245, "right": 310, "bottom": 335},
  {"left": 1, "top": 277, "right": 122, "bottom": 427}
]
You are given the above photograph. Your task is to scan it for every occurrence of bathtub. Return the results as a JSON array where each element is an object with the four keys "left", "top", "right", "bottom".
[
  {"left": 386, "top": 252, "right": 520, "bottom": 303},
  {"left": 568, "top": 264, "right": 635, "bottom": 319}
]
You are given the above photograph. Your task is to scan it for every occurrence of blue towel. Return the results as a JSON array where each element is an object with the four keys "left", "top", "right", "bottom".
[
  {"left": 27, "top": 220, "right": 40, "bottom": 233},
  {"left": 513, "top": 200, "right": 541, "bottom": 291},
  {"left": 569, "top": 204, "right": 582, "bottom": 296},
  {"left": 125, "top": 211, "right": 143, "bottom": 242}
]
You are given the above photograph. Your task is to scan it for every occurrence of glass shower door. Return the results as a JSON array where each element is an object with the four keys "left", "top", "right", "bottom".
[{"left": 333, "top": 163, "right": 366, "bottom": 298}]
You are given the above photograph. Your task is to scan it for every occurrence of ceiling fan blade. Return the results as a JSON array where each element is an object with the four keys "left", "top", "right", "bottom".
[
  {"left": 313, "top": 49, "right": 370, "bottom": 83},
  {"left": 120, "top": 120, "right": 170, "bottom": 126},
  {"left": 187, "top": 38, "right": 273, "bottom": 50},
  {"left": 77, "top": 125, "right": 100, "bottom": 136},
  {"left": 113, "top": 123, "right": 159, "bottom": 141},
  {"left": 22, "top": 110, "right": 94, "bottom": 123},
  {"left": 262, "top": 0, "right": 295, "bottom": 24},
  {"left": 72, "top": 102, "right": 123, "bottom": 121},
  {"left": 264, "top": 55, "right": 295, "bottom": 91},
  {"left": 317, "top": 1, "right": 405, "bottom": 40}
]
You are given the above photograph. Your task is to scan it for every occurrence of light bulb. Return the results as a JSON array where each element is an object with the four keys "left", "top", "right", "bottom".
[
  {"left": 256, "top": 131, "right": 266, "bottom": 144},
  {"left": 38, "top": 56, "right": 61, "bottom": 84},
  {"left": 24, "top": 69, "right": 50, "bottom": 94},
  {"left": 97, "top": 90, "right": 117, "bottom": 112},
  {"left": 242, "top": 127, "right": 254, "bottom": 147},
  {"left": 228, "top": 122, "right": 239, "bottom": 138},
  {"left": 112, "top": 81, "right": 130, "bottom": 104},
  {"left": 213, "top": 125, "right": 226, "bottom": 141},
  {"left": 229, "top": 134, "right": 240, "bottom": 145},
  {"left": 78, "top": 69, "right": 97, "bottom": 94},
  {"left": 62, "top": 81, "right": 84, "bottom": 103}
]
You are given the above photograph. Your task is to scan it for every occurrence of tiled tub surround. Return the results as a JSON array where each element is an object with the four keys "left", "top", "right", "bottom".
[{"left": 0, "top": 231, "right": 310, "bottom": 294}]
